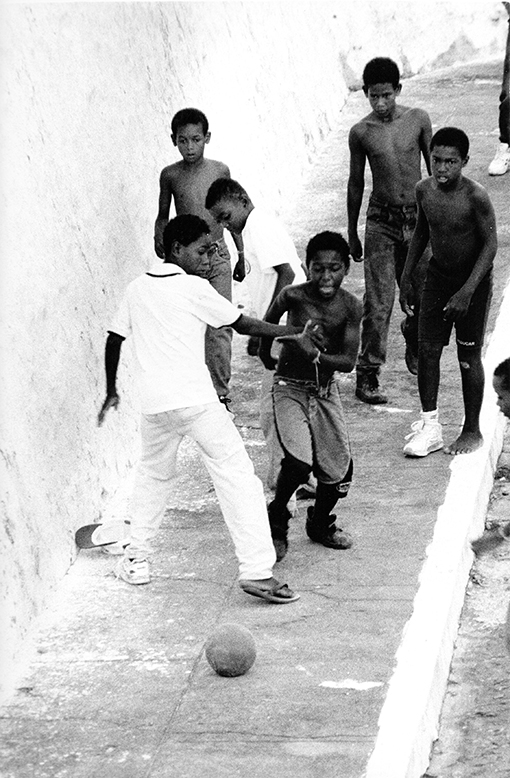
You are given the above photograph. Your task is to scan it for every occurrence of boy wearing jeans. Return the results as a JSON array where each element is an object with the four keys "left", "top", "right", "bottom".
[
  {"left": 259, "top": 231, "right": 362, "bottom": 561},
  {"left": 97, "top": 215, "right": 299, "bottom": 604},
  {"left": 347, "top": 58, "right": 432, "bottom": 402}
]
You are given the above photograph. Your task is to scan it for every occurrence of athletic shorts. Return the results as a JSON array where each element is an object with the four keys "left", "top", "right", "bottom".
[
  {"left": 418, "top": 267, "right": 492, "bottom": 348},
  {"left": 272, "top": 374, "right": 351, "bottom": 485}
]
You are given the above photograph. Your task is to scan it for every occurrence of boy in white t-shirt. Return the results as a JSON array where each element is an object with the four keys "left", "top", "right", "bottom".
[
  {"left": 205, "top": 178, "right": 310, "bottom": 493},
  {"left": 93, "top": 215, "right": 300, "bottom": 604}
]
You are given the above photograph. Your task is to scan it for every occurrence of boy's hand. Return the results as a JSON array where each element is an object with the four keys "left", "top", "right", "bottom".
[
  {"left": 233, "top": 258, "right": 246, "bottom": 282},
  {"left": 399, "top": 283, "right": 415, "bottom": 317},
  {"left": 98, "top": 393, "right": 120, "bottom": 426},
  {"left": 276, "top": 320, "right": 323, "bottom": 360},
  {"left": 349, "top": 235, "right": 363, "bottom": 262},
  {"left": 443, "top": 289, "right": 472, "bottom": 321},
  {"left": 154, "top": 236, "right": 165, "bottom": 259}
]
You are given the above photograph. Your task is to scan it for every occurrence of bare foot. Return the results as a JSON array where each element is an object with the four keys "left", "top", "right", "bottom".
[{"left": 444, "top": 430, "right": 483, "bottom": 455}]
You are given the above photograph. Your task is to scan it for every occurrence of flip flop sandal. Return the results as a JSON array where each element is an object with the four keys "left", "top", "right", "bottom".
[
  {"left": 240, "top": 579, "right": 300, "bottom": 604},
  {"left": 75, "top": 522, "right": 129, "bottom": 549}
]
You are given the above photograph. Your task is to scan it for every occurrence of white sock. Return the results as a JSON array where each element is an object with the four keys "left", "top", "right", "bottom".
[{"left": 421, "top": 409, "right": 438, "bottom": 423}]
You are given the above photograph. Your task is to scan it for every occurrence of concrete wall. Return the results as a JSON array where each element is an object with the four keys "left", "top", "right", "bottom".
[{"left": 0, "top": 0, "right": 506, "bottom": 700}]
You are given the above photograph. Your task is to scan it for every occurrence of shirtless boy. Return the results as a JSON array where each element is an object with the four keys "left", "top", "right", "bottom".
[
  {"left": 400, "top": 127, "right": 497, "bottom": 457},
  {"left": 259, "top": 231, "right": 362, "bottom": 561},
  {"left": 154, "top": 108, "right": 244, "bottom": 410},
  {"left": 348, "top": 57, "right": 432, "bottom": 403}
]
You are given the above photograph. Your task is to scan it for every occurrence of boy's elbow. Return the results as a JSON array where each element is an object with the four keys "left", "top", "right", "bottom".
[{"left": 231, "top": 314, "right": 250, "bottom": 335}]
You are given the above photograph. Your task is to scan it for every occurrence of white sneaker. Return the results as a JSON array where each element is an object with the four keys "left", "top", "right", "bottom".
[
  {"left": 488, "top": 143, "right": 510, "bottom": 176},
  {"left": 403, "top": 419, "right": 443, "bottom": 457},
  {"left": 115, "top": 557, "right": 150, "bottom": 585}
]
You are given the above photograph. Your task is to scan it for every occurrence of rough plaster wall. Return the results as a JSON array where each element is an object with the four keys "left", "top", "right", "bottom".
[{"left": 0, "top": 0, "right": 506, "bottom": 699}]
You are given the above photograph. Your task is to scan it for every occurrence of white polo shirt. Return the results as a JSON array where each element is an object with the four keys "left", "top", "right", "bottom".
[
  {"left": 110, "top": 263, "right": 241, "bottom": 414},
  {"left": 242, "top": 207, "right": 306, "bottom": 318}
]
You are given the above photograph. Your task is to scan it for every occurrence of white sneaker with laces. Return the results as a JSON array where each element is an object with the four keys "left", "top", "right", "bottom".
[
  {"left": 488, "top": 143, "right": 510, "bottom": 176},
  {"left": 116, "top": 557, "right": 150, "bottom": 585},
  {"left": 403, "top": 419, "right": 443, "bottom": 457}
]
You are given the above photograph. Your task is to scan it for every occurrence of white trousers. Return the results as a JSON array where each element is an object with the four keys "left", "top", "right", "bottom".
[{"left": 127, "top": 402, "right": 276, "bottom": 580}]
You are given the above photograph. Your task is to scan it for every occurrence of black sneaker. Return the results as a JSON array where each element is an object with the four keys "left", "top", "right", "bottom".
[
  {"left": 306, "top": 507, "right": 353, "bottom": 549},
  {"left": 267, "top": 501, "right": 291, "bottom": 562},
  {"left": 355, "top": 373, "right": 388, "bottom": 404}
]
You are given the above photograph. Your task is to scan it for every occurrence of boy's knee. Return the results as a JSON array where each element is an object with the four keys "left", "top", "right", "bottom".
[
  {"left": 420, "top": 341, "right": 443, "bottom": 360},
  {"left": 281, "top": 454, "right": 311, "bottom": 484},
  {"left": 457, "top": 344, "right": 482, "bottom": 369}
]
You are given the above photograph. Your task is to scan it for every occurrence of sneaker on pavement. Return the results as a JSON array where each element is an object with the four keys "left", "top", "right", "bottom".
[
  {"left": 115, "top": 557, "right": 151, "bottom": 585},
  {"left": 488, "top": 142, "right": 510, "bottom": 176},
  {"left": 355, "top": 373, "right": 388, "bottom": 404},
  {"left": 403, "top": 419, "right": 443, "bottom": 457}
]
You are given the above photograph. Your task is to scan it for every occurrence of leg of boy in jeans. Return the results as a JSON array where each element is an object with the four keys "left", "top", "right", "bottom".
[{"left": 203, "top": 240, "right": 233, "bottom": 407}]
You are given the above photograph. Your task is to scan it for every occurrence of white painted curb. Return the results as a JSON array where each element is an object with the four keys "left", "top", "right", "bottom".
[{"left": 363, "top": 276, "right": 510, "bottom": 778}]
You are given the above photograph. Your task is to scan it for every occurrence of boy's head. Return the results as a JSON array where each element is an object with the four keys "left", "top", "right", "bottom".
[
  {"left": 493, "top": 358, "right": 510, "bottom": 419},
  {"left": 430, "top": 127, "right": 469, "bottom": 188},
  {"left": 362, "top": 58, "right": 401, "bottom": 119},
  {"left": 305, "top": 231, "right": 350, "bottom": 300},
  {"left": 163, "top": 214, "right": 214, "bottom": 275},
  {"left": 206, "top": 178, "right": 253, "bottom": 234},
  {"left": 171, "top": 108, "right": 210, "bottom": 163}
]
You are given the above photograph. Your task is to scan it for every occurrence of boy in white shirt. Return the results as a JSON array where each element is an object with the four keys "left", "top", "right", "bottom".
[
  {"left": 94, "top": 215, "right": 300, "bottom": 604},
  {"left": 206, "top": 178, "right": 308, "bottom": 492}
]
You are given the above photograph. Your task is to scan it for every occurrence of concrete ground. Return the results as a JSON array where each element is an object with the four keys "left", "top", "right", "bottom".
[{"left": 0, "top": 61, "right": 509, "bottom": 778}]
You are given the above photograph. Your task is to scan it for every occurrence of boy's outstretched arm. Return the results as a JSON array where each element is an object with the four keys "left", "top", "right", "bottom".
[
  {"left": 98, "top": 332, "right": 125, "bottom": 426},
  {"left": 347, "top": 127, "right": 366, "bottom": 261},
  {"left": 154, "top": 169, "right": 173, "bottom": 259},
  {"left": 231, "top": 313, "right": 299, "bottom": 344},
  {"left": 258, "top": 292, "right": 288, "bottom": 370},
  {"left": 443, "top": 191, "right": 497, "bottom": 321},
  {"left": 399, "top": 188, "right": 430, "bottom": 316}
]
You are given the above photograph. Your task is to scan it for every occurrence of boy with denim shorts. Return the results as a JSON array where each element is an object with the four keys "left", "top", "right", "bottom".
[
  {"left": 400, "top": 127, "right": 497, "bottom": 457},
  {"left": 348, "top": 58, "right": 432, "bottom": 403},
  {"left": 154, "top": 108, "right": 245, "bottom": 411},
  {"left": 95, "top": 214, "right": 300, "bottom": 604},
  {"left": 258, "top": 231, "right": 362, "bottom": 561}
]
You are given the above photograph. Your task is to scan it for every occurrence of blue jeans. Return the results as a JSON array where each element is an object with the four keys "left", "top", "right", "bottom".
[{"left": 357, "top": 197, "right": 430, "bottom": 376}]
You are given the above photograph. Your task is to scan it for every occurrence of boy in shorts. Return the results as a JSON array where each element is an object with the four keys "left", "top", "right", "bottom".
[
  {"left": 347, "top": 57, "right": 432, "bottom": 403},
  {"left": 400, "top": 127, "right": 497, "bottom": 457},
  {"left": 154, "top": 108, "right": 245, "bottom": 410},
  {"left": 258, "top": 231, "right": 362, "bottom": 560},
  {"left": 96, "top": 214, "right": 300, "bottom": 604}
]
